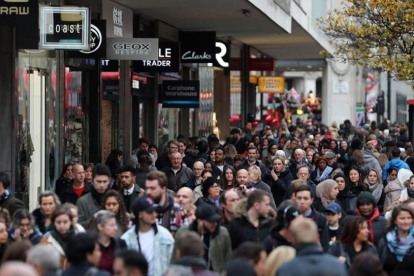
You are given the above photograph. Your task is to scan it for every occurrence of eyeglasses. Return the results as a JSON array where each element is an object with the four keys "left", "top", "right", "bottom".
[
  {"left": 210, "top": 185, "right": 220, "bottom": 189},
  {"left": 193, "top": 168, "right": 203, "bottom": 171}
]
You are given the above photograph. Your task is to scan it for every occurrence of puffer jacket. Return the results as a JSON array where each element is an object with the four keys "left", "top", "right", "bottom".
[
  {"left": 384, "top": 179, "right": 404, "bottom": 211},
  {"left": 121, "top": 224, "right": 174, "bottom": 276},
  {"left": 174, "top": 223, "right": 232, "bottom": 273},
  {"left": 226, "top": 198, "right": 274, "bottom": 250},
  {"left": 363, "top": 150, "right": 383, "bottom": 176},
  {"left": 382, "top": 159, "right": 410, "bottom": 181}
]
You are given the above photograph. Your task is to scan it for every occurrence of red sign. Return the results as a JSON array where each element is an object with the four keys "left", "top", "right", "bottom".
[
  {"left": 230, "top": 58, "right": 274, "bottom": 71},
  {"left": 365, "top": 73, "right": 376, "bottom": 92}
]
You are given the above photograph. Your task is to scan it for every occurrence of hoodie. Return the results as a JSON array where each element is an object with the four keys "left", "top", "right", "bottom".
[
  {"left": 363, "top": 149, "right": 383, "bottom": 176},
  {"left": 382, "top": 159, "right": 410, "bottom": 181},
  {"left": 355, "top": 208, "right": 387, "bottom": 246}
]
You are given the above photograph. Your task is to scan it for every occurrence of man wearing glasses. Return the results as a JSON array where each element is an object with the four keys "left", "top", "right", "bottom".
[
  {"left": 155, "top": 140, "right": 180, "bottom": 170},
  {"left": 161, "top": 152, "right": 193, "bottom": 192}
]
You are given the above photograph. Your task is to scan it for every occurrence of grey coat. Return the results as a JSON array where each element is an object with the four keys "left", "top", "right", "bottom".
[
  {"left": 363, "top": 150, "right": 383, "bottom": 176},
  {"left": 76, "top": 193, "right": 100, "bottom": 228},
  {"left": 162, "top": 166, "right": 193, "bottom": 192}
]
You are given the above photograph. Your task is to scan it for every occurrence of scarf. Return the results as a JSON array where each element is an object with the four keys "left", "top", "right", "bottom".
[
  {"left": 207, "top": 196, "right": 220, "bottom": 208},
  {"left": 407, "top": 185, "right": 414, "bottom": 199},
  {"left": 316, "top": 179, "right": 337, "bottom": 207},
  {"left": 316, "top": 166, "right": 333, "bottom": 182},
  {"left": 386, "top": 226, "right": 414, "bottom": 261},
  {"left": 91, "top": 186, "right": 106, "bottom": 206},
  {"left": 51, "top": 226, "right": 75, "bottom": 251},
  {"left": 0, "top": 188, "right": 11, "bottom": 205},
  {"left": 365, "top": 179, "right": 383, "bottom": 204},
  {"left": 356, "top": 208, "right": 379, "bottom": 243}
]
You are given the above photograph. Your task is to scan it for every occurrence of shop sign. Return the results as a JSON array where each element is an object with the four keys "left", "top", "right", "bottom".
[
  {"left": 101, "top": 59, "right": 119, "bottom": 72},
  {"left": 333, "top": 80, "right": 349, "bottom": 94},
  {"left": 106, "top": 38, "right": 159, "bottom": 60},
  {"left": 231, "top": 58, "right": 275, "bottom": 71},
  {"left": 258, "top": 76, "right": 284, "bottom": 93},
  {"left": 179, "top": 31, "right": 216, "bottom": 63},
  {"left": 39, "top": 6, "right": 90, "bottom": 50},
  {"left": 230, "top": 75, "right": 241, "bottom": 93},
  {"left": 161, "top": 80, "right": 200, "bottom": 108},
  {"left": 213, "top": 41, "right": 230, "bottom": 68},
  {"left": 67, "top": 20, "right": 107, "bottom": 58},
  {"left": 102, "top": 0, "right": 133, "bottom": 38},
  {"left": 0, "top": 0, "right": 38, "bottom": 25},
  {"left": 132, "top": 42, "right": 179, "bottom": 72}
]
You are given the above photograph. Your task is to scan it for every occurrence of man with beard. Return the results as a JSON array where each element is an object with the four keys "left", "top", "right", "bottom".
[
  {"left": 77, "top": 164, "right": 111, "bottom": 227},
  {"left": 176, "top": 187, "right": 195, "bottom": 225},
  {"left": 118, "top": 165, "right": 145, "bottom": 213},
  {"left": 214, "top": 147, "right": 227, "bottom": 172},
  {"left": 145, "top": 171, "right": 182, "bottom": 236},
  {"left": 174, "top": 203, "right": 232, "bottom": 273}
]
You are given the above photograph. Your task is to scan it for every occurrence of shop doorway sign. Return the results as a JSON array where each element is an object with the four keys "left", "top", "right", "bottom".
[
  {"left": 102, "top": 0, "right": 133, "bottom": 38},
  {"left": 258, "top": 77, "right": 285, "bottom": 93},
  {"left": 106, "top": 38, "right": 159, "bottom": 60},
  {"left": 0, "top": 0, "right": 38, "bottom": 25},
  {"left": 161, "top": 80, "right": 200, "bottom": 108},
  {"left": 179, "top": 31, "right": 216, "bottom": 63},
  {"left": 68, "top": 20, "right": 107, "bottom": 58},
  {"left": 39, "top": 6, "right": 90, "bottom": 50},
  {"left": 132, "top": 42, "right": 179, "bottom": 72}
]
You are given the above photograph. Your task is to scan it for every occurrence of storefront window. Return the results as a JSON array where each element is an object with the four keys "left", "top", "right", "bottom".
[{"left": 16, "top": 50, "right": 59, "bottom": 209}]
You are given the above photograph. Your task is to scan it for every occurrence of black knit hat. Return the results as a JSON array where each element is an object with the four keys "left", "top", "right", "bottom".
[
  {"left": 202, "top": 177, "right": 219, "bottom": 197},
  {"left": 357, "top": 191, "right": 377, "bottom": 208}
]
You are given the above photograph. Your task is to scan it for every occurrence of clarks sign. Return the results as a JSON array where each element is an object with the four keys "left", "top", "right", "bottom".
[
  {"left": 179, "top": 31, "right": 216, "bottom": 63},
  {"left": 106, "top": 38, "right": 159, "bottom": 60},
  {"left": 0, "top": 0, "right": 38, "bottom": 25}
]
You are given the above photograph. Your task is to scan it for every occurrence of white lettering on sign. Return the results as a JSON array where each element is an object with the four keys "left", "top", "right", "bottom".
[
  {"left": 182, "top": 51, "right": 212, "bottom": 60},
  {"left": 132, "top": 79, "right": 139, "bottom": 89},
  {"left": 0, "top": 6, "right": 29, "bottom": 15},
  {"left": 114, "top": 26, "right": 123, "bottom": 37},
  {"left": 48, "top": 23, "right": 81, "bottom": 34},
  {"left": 113, "top": 8, "right": 123, "bottom": 26},
  {"left": 143, "top": 60, "right": 171, "bottom": 66},
  {"left": 159, "top": 48, "right": 171, "bottom": 58},
  {"left": 215, "top": 42, "right": 229, "bottom": 67}
]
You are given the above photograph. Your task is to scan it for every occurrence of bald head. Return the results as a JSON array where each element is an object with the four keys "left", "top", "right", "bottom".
[
  {"left": 236, "top": 169, "right": 249, "bottom": 186},
  {"left": 0, "top": 262, "right": 38, "bottom": 276},
  {"left": 176, "top": 187, "right": 194, "bottom": 207},
  {"left": 72, "top": 164, "right": 85, "bottom": 185},
  {"left": 192, "top": 161, "right": 204, "bottom": 178}
]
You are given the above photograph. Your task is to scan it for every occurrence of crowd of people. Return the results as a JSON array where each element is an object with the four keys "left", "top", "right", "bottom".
[{"left": 0, "top": 118, "right": 413, "bottom": 276}]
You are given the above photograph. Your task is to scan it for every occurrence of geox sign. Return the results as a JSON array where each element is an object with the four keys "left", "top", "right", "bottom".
[
  {"left": 0, "top": 0, "right": 38, "bottom": 25},
  {"left": 106, "top": 38, "right": 159, "bottom": 60}
]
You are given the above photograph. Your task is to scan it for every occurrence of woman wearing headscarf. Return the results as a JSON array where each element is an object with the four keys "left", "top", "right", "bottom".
[
  {"left": 313, "top": 179, "right": 340, "bottom": 212},
  {"left": 400, "top": 175, "right": 414, "bottom": 202},
  {"left": 334, "top": 173, "right": 357, "bottom": 213},
  {"left": 364, "top": 168, "right": 385, "bottom": 213}
]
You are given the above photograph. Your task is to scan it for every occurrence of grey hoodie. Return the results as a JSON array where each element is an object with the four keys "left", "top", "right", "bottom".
[{"left": 363, "top": 150, "right": 383, "bottom": 176}]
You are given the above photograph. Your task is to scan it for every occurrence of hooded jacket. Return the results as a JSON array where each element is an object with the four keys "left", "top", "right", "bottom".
[
  {"left": 226, "top": 198, "right": 274, "bottom": 250},
  {"left": 384, "top": 179, "right": 404, "bottom": 211},
  {"left": 363, "top": 149, "right": 383, "bottom": 176},
  {"left": 174, "top": 222, "right": 232, "bottom": 273},
  {"left": 355, "top": 208, "right": 387, "bottom": 246},
  {"left": 382, "top": 159, "right": 410, "bottom": 181}
]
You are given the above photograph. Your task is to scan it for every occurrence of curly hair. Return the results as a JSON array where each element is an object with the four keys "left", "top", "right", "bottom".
[{"left": 100, "top": 190, "right": 128, "bottom": 233}]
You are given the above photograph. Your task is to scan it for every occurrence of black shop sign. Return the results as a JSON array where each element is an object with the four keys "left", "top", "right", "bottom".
[
  {"left": 133, "top": 42, "right": 179, "bottom": 72},
  {"left": 0, "top": 0, "right": 38, "bottom": 25},
  {"left": 68, "top": 20, "right": 107, "bottom": 58},
  {"left": 179, "top": 31, "right": 216, "bottom": 63},
  {"left": 161, "top": 80, "right": 200, "bottom": 108}
]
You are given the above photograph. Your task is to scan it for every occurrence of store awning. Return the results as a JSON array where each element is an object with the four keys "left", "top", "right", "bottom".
[{"left": 115, "top": 0, "right": 332, "bottom": 61}]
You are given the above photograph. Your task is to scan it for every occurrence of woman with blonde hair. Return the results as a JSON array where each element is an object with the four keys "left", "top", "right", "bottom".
[
  {"left": 248, "top": 166, "right": 276, "bottom": 208},
  {"left": 270, "top": 157, "right": 292, "bottom": 206},
  {"left": 378, "top": 153, "right": 389, "bottom": 170},
  {"left": 265, "top": 246, "right": 296, "bottom": 276},
  {"left": 364, "top": 168, "right": 385, "bottom": 212}
]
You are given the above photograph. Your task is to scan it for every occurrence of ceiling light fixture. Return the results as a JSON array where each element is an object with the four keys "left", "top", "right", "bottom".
[{"left": 242, "top": 9, "right": 251, "bottom": 17}]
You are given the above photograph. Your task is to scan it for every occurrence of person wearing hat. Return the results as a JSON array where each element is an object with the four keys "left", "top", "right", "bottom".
[
  {"left": 382, "top": 147, "right": 410, "bottom": 181},
  {"left": 121, "top": 196, "right": 174, "bottom": 276},
  {"left": 325, "top": 202, "right": 343, "bottom": 244},
  {"left": 384, "top": 167, "right": 411, "bottom": 211},
  {"left": 263, "top": 202, "right": 301, "bottom": 254},
  {"left": 355, "top": 192, "right": 387, "bottom": 246},
  {"left": 195, "top": 177, "right": 221, "bottom": 210},
  {"left": 173, "top": 203, "right": 232, "bottom": 273},
  {"left": 325, "top": 151, "right": 343, "bottom": 171}
]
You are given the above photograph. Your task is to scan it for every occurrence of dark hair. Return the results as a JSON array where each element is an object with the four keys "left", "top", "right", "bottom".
[
  {"left": 247, "top": 146, "right": 258, "bottom": 153},
  {"left": 60, "top": 163, "right": 73, "bottom": 179},
  {"left": 13, "top": 209, "right": 34, "bottom": 227},
  {"left": 392, "top": 147, "right": 401, "bottom": 158},
  {"left": 201, "top": 170, "right": 213, "bottom": 178},
  {"left": 315, "top": 156, "right": 327, "bottom": 166},
  {"left": 119, "top": 165, "right": 136, "bottom": 175},
  {"left": 138, "top": 155, "right": 153, "bottom": 168},
  {"left": 105, "top": 149, "right": 123, "bottom": 170},
  {"left": 340, "top": 216, "right": 367, "bottom": 246},
  {"left": 198, "top": 140, "right": 209, "bottom": 154},
  {"left": 349, "top": 252, "right": 387, "bottom": 276},
  {"left": 0, "top": 208, "right": 11, "bottom": 228},
  {"left": 92, "top": 164, "right": 112, "bottom": 179},
  {"left": 234, "top": 154, "right": 245, "bottom": 163},
  {"left": 148, "top": 143, "right": 158, "bottom": 151},
  {"left": 0, "top": 173, "right": 10, "bottom": 190},
  {"left": 2, "top": 240, "right": 32, "bottom": 263},
  {"left": 230, "top": 128, "right": 241, "bottom": 135},
  {"left": 146, "top": 171, "right": 168, "bottom": 188},
  {"left": 386, "top": 204, "right": 414, "bottom": 233},
  {"left": 138, "top": 137, "right": 150, "bottom": 145},
  {"left": 387, "top": 166, "right": 398, "bottom": 175},
  {"left": 175, "top": 231, "right": 204, "bottom": 257},
  {"left": 293, "top": 184, "right": 313, "bottom": 198},
  {"left": 246, "top": 190, "right": 269, "bottom": 210},
  {"left": 51, "top": 205, "right": 73, "bottom": 224},
  {"left": 65, "top": 233, "right": 97, "bottom": 263},
  {"left": 232, "top": 242, "right": 265, "bottom": 265},
  {"left": 220, "top": 165, "right": 237, "bottom": 190},
  {"left": 83, "top": 163, "right": 94, "bottom": 172},
  {"left": 348, "top": 166, "right": 368, "bottom": 191},
  {"left": 101, "top": 190, "right": 128, "bottom": 233},
  {"left": 115, "top": 249, "right": 148, "bottom": 275}
]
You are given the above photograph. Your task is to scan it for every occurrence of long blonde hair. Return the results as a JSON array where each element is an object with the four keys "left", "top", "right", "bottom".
[{"left": 265, "top": 246, "right": 296, "bottom": 276}]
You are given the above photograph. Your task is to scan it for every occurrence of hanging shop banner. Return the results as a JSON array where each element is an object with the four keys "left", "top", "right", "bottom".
[
  {"left": 213, "top": 41, "right": 230, "bottom": 68},
  {"left": 0, "top": 0, "right": 38, "bottom": 25},
  {"left": 67, "top": 20, "right": 107, "bottom": 58},
  {"left": 106, "top": 38, "right": 159, "bottom": 60},
  {"left": 162, "top": 80, "right": 200, "bottom": 108},
  {"left": 39, "top": 6, "right": 90, "bottom": 50},
  {"left": 179, "top": 31, "right": 216, "bottom": 63},
  {"left": 258, "top": 76, "right": 285, "bottom": 93},
  {"left": 102, "top": 0, "right": 133, "bottom": 38},
  {"left": 133, "top": 42, "right": 179, "bottom": 72}
]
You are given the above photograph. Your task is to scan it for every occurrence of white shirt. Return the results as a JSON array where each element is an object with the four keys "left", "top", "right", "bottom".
[
  {"left": 139, "top": 228, "right": 155, "bottom": 276},
  {"left": 124, "top": 185, "right": 135, "bottom": 196},
  {"left": 217, "top": 165, "right": 224, "bottom": 172}
]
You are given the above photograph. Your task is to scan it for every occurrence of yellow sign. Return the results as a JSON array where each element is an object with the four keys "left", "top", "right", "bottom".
[
  {"left": 230, "top": 75, "right": 241, "bottom": 93},
  {"left": 258, "top": 76, "right": 285, "bottom": 93}
]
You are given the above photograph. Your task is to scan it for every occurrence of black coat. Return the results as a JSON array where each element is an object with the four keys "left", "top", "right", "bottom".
[
  {"left": 135, "top": 168, "right": 150, "bottom": 189},
  {"left": 118, "top": 184, "right": 145, "bottom": 213},
  {"left": 328, "top": 241, "right": 378, "bottom": 268},
  {"left": 60, "top": 181, "right": 91, "bottom": 205},
  {"left": 55, "top": 177, "right": 71, "bottom": 202},
  {"left": 32, "top": 208, "right": 53, "bottom": 234},
  {"left": 227, "top": 212, "right": 274, "bottom": 250},
  {"left": 270, "top": 170, "right": 292, "bottom": 206},
  {"left": 377, "top": 237, "right": 402, "bottom": 275},
  {"left": 263, "top": 224, "right": 292, "bottom": 254},
  {"left": 62, "top": 261, "right": 110, "bottom": 276},
  {"left": 306, "top": 208, "right": 330, "bottom": 252},
  {"left": 0, "top": 196, "right": 25, "bottom": 218},
  {"left": 336, "top": 190, "right": 358, "bottom": 214}
]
